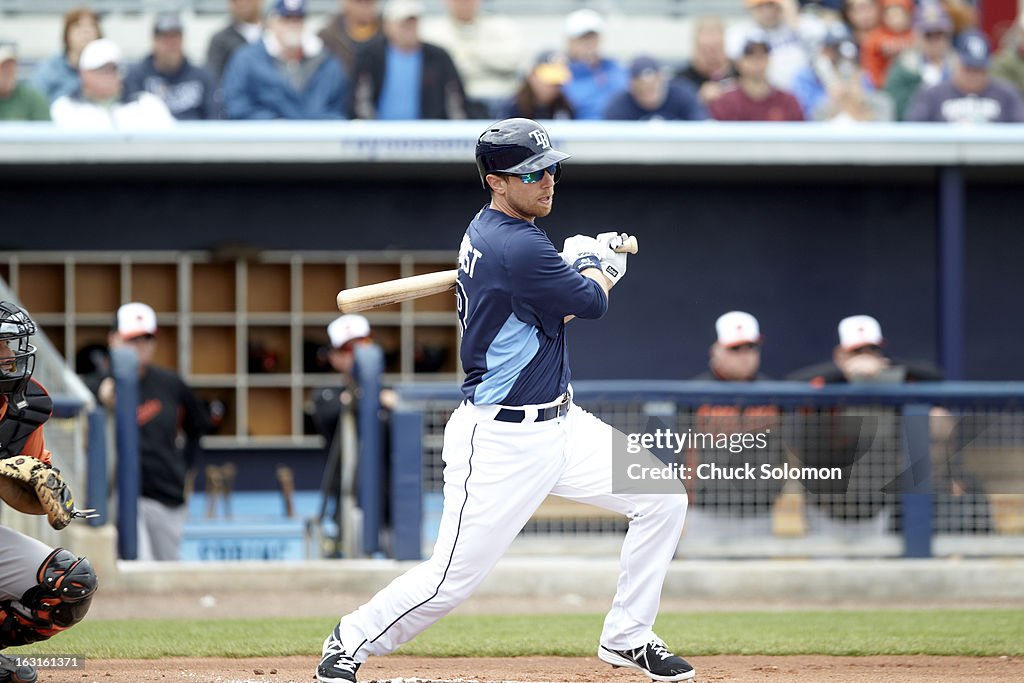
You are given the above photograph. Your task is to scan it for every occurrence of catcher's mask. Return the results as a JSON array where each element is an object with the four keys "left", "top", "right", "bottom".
[{"left": 0, "top": 301, "right": 38, "bottom": 402}]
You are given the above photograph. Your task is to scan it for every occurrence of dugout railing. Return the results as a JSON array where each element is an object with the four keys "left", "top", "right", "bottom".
[{"left": 387, "top": 381, "right": 1024, "bottom": 561}]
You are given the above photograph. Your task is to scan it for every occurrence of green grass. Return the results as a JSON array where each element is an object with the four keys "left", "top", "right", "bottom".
[{"left": 7, "top": 611, "right": 1022, "bottom": 659}]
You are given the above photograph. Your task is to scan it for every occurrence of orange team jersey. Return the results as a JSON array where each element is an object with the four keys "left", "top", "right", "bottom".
[
  {"left": 0, "top": 395, "right": 53, "bottom": 465},
  {"left": 862, "top": 26, "right": 916, "bottom": 88},
  {"left": 686, "top": 404, "right": 781, "bottom": 501}
]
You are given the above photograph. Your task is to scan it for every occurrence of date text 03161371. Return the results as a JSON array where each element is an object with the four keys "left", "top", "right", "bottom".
[{"left": 11, "top": 655, "right": 85, "bottom": 669}]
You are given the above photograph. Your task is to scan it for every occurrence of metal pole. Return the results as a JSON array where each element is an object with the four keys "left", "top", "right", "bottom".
[
  {"left": 85, "top": 408, "right": 108, "bottom": 528},
  {"left": 937, "top": 166, "right": 965, "bottom": 380},
  {"left": 111, "top": 345, "right": 140, "bottom": 560},
  {"left": 354, "top": 343, "right": 384, "bottom": 556},
  {"left": 390, "top": 410, "right": 423, "bottom": 561},
  {"left": 900, "top": 404, "right": 934, "bottom": 558}
]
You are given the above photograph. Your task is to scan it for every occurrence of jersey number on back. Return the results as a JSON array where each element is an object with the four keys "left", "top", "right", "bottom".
[
  {"left": 456, "top": 235, "right": 483, "bottom": 334},
  {"left": 455, "top": 279, "right": 469, "bottom": 334}
]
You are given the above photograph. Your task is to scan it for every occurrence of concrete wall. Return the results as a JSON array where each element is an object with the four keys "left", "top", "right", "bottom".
[{"left": 95, "top": 554, "right": 1024, "bottom": 602}]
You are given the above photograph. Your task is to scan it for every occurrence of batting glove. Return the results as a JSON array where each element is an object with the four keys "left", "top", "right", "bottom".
[
  {"left": 560, "top": 234, "right": 604, "bottom": 275},
  {"left": 595, "top": 231, "right": 629, "bottom": 285}
]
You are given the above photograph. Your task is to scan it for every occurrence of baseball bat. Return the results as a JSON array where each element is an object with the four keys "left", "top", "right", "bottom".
[{"left": 337, "top": 236, "right": 638, "bottom": 313}]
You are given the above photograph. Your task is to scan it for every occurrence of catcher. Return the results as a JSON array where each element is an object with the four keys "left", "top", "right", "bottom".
[{"left": 0, "top": 302, "right": 98, "bottom": 683}]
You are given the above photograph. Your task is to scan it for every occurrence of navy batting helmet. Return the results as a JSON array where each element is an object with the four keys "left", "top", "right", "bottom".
[{"left": 475, "top": 118, "right": 570, "bottom": 189}]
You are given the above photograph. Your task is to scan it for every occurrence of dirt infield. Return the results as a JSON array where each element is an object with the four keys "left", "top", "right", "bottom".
[{"left": 41, "top": 655, "right": 1024, "bottom": 683}]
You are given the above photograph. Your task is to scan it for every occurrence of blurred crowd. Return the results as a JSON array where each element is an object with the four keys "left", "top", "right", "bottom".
[{"left": 1, "top": 0, "right": 1023, "bottom": 126}]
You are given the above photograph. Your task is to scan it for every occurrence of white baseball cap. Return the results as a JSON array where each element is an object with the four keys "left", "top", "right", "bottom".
[
  {"left": 715, "top": 311, "right": 761, "bottom": 348},
  {"left": 565, "top": 9, "right": 604, "bottom": 38},
  {"left": 79, "top": 38, "right": 122, "bottom": 71},
  {"left": 0, "top": 42, "right": 17, "bottom": 64},
  {"left": 384, "top": 0, "right": 424, "bottom": 22},
  {"left": 838, "top": 314, "right": 884, "bottom": 351},
  {"left": 117, "top": 302, "right": 157, "bottom": 340},
  {"left": 328, "top": 314, "right": 371, "bottom": 349}
]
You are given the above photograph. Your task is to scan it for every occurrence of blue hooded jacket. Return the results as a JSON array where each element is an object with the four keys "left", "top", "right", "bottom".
[{"left": 222, "top": 38, "right": 346, "bottom": 119}]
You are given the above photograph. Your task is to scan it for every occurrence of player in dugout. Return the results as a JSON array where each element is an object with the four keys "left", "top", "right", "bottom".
[
  {"left": 686, "top": 311, "right": 784, "bottom": 537},
  {"left": 83, "top": 302, "right": 209, "bottom": 561}
]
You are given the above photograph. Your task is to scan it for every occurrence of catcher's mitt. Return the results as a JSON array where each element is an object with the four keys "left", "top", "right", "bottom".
[{"left": 0, "top": 455, "right": 98, "bottom": 530}]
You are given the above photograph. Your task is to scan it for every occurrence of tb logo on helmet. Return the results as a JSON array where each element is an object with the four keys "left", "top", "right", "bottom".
[{"left": 528, "top": 130, "right": 551, "bottom": 150}]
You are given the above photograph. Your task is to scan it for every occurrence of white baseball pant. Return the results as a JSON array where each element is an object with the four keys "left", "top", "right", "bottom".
[{"left": 337, "top": 399, "right": 687, "bottom": 661}]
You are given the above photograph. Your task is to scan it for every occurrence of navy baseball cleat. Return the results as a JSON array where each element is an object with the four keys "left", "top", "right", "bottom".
[
  {"left": 315, "top": 626, "right": 359, "bottom": 682},
  {"left": 0, "top": 653, "right": 36, "bottom": 683},
  {"left": 598, "top": 637, "right": 695, "bottom": 681}
]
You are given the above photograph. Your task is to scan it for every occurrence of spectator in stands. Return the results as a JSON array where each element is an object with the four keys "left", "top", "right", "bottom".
[
  {"left": 0, "top": 42, "right": 50, "bottom": 121},
  {"left": 30, "top": 6, "right": 102, "bottom": 103},
  {"left": 498, "top": 50, "right": 575, "bottom": 120},
  {"left": 794, "top": 22, "right": 854, "bottom": 115},
  {"left": 993, "top": 15, "right": 1024, "bottom": 97},
  {"left": 861, "top": 0, "right": 916, "bottom": 87},
  {"left": 84, "top": 303, "right": 210, "bottom": 561},
  {"left": 940, "top": 0, "right": 977, "bottom": 35},
  {"left": 421, "top": 0, "right": 525, "bottom": 118},
  {"left": 884, "top": 2, "right": 956, "bottom": 121},
  {"left": 603, "top": 56, "right": 707, "bottom": 121},
  {"left": 349, "top": 0, "right": 467, "bottom": 120},
  {"left": 793, "top": 24, "right": 893, "bottom": 120},
  {"left": 796, "top": 0, "right": 845, "bottom": 50},
  {"left": 676, "top": 17, "right": 736, "bottom": 106},
  {"left": 726, "top": 0, "right": 809, "bottom": 92},
  {"left": 804, "top": 0, "right": 844, "bottom": 16},
  {"left": 684, "top": 312, "right": 784, "bottom": 538},
  {"left": 788, "top": 315, "right": 943, "bottom": 384},
  {"left": 51, "top": 38, "right": 176, "bottom": 129},
  {"left": 710, "top": 30, "right": 804, "bottom": 121},
  {"left": 124, "top": 13, "right": 220, "bottom": 121},
  {"left": 319, "top": 0, "right": 385, "bottom": 76},
  {"left": 207, "top": 0, "right": 265, "bottom": 83},
  {"left": 842, "top": 0, "right": 880, "bottom": 47},
  {"left": 562, "top": 8, "right": 628, "bottom": 120},
  {"left": 223, "top": 0, "right": 347, "bottom": 120},
  {"left": 906, "top": 30, "right": 1024, "bottom": 123}
]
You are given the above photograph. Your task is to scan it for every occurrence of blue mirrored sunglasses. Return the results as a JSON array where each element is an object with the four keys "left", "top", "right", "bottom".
[{"left": 509, "top": 163, "right": 561, "bottom": 184}]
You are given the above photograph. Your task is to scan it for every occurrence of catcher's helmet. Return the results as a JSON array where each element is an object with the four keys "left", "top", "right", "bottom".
[
  {"left": 0, "top": 301, "right": 37, "bottom": 400},
  {"left": 475, "top": 118, "right": 570, "bottom": 189}
]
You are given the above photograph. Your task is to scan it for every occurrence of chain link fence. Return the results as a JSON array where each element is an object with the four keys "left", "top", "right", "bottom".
[{"left": 400, "top": 381, "right": 1024, "bottom": 558}]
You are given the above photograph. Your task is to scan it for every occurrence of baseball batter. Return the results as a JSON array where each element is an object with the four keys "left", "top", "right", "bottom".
[
  {"left": 316, "top": 118, "right": 692, "bottom": 682},
  {"left": 0, "top": 302, "right": 98, "bottom": 683}
]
